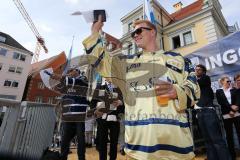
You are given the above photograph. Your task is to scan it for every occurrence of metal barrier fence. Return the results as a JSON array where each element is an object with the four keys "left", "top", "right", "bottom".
[
  {"left": 0, "top": 97, "right": 227, "bottom": 158},
  {"left": 0, "top": 98, "right": 57, "bottom": 160}
]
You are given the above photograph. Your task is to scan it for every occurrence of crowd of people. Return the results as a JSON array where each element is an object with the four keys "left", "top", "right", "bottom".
[
  {"left": 49, "top": 18, "right": 240, "bottom": 160},
  {"left": 195, "top": 64, "right": 240, "bottom": 160},
  {"left": 51, "top": 68, "right": 125, "bottom": 160}
]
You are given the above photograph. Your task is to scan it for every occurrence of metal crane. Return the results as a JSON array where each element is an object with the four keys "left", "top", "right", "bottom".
[{"left": 13, "top": 0, "right": 48, "bottom": 63}]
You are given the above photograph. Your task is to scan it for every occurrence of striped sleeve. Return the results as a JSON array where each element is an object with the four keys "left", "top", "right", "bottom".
[
  {"left": 82, "top": 33, "right": 125, "bottom": 83},
  {"left": 83, "top": 33, "right": 113, "bottom": 78},
  {"left": 174, "top": 57, "right": 200, "bottom": 111}
]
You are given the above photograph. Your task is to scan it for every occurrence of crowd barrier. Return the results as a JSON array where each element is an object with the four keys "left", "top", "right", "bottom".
[
  {"left": 0, "top": 97, "right": 227, "bottom": 158},
  {"left": 0, "top": 98, "right": 56, "bottom": 160},
  {"left": 187, "top": 104, "right": 225, "bottom": 152}
]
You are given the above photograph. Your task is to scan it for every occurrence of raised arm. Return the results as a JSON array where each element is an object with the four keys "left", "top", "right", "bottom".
[{"left": 82, "top": 16, "right": 126, "bottom": 91}]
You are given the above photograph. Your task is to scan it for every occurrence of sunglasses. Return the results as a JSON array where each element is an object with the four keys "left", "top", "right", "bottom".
[
  {"left": 131, "top": 27, "right": 152, "bottom": 38},
  {"left": 226, "top": 80, "right": 231, "bottom": 83}
]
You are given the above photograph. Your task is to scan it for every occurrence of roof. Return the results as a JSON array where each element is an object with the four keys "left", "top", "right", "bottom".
[
  {"left": 170, "top": 0, "right": 203, "bottom": 22},
  {"left": 0, "top": 31, "right": 32, "bottom": 54},
  {"left": 30, "top": 51, "right": 66, "bottom": 76}
]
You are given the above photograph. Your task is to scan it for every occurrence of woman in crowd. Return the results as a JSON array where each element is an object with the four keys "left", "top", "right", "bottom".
[
  {"left": 216, "top": 76, "right": 240, "bottom": 160},
  {"left": 234, "top": 74, "right": 240, "bottom": 89}
]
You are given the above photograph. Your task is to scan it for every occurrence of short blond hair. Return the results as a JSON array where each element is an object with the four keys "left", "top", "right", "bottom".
[
  {"left": 219, "top": 76, "right": 230, "bottom": 85},
  {"left": 133, "top": 20, "right": 157, "bottom": 33}
]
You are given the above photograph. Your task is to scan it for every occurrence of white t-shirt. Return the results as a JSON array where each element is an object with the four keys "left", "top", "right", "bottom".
[{"left": 223, "top": 87, "right": 232, "bottom": 104}]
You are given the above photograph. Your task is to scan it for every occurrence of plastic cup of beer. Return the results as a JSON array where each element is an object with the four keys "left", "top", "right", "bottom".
[
  {"left": 154, "top": 77, "right": 172, "bottom": 106},
  {"left": 156, "top": 95, "right": 169, "bottom": 106}
]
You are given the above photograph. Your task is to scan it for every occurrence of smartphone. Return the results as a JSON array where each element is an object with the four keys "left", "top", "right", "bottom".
[{"left": 93, "top": 10, "right": 106, "bottom": 22}]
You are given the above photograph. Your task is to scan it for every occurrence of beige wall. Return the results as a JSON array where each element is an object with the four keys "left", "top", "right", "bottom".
[
  {"left": 163, "top": 11, "right": 223, "bottom": 56},
  {"left": 164, "top": 20, "right": 209, "bottom": 56},
  {"left": 0, "top": 44, "right": 32, "bottom": 100}
]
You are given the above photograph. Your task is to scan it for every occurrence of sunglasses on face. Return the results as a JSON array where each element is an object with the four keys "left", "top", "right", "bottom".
[
  {"left": 131, "top": 27, "right": 152, "bottom": 38},
  {"left": 226, "top": 80, "right": 231, "bottom": 83}
]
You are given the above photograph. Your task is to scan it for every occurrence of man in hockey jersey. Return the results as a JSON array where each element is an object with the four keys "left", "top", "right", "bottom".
[{"left": 83, "top": 17, "right": 200, "bottom": 160}]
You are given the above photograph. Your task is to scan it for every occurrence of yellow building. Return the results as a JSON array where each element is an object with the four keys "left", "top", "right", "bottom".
[{"left": 120, "top": 0, "right": 233, "bottom": 56}]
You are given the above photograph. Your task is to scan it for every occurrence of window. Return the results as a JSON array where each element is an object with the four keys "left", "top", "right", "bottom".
[
  {"left": 3, "top": 80, "right": 19, "bottom": 88},
  {"left": 20, "top": 54, "right": 26, "bottom": 61},
  {"left": 0, "top": 94, "right": 16, "bottom": 100},
  {"left": 0, "top": 48, "right": 7, "bottom": 56},
  {"left": 8, "top": 66, "right": 23, "bottom": 74},
  {"left": 183, "top": 31, "right": 193, "bottom": 45},
  {"left": 38, "top": 82, "right": 45, "bottom": 89},
  {"left": 4, "top": 80, "right": 12, "bottom": 87},
  {"left": 12, "top": 81, "right": 19, "bottom": 88},
  {"left": 16, "top": 67, "right": 23, "bottom": 74},
  {"left": 13, "top": 52, "right": 26, "bottom": 61},
  {"left": 13, "top": 52, "right": 20, "bottom": 59},
  {"left": 170, "top": 29, "right": 194, "bottom": 49},
  {"left": 0, "top": 63, "right": 2, "bottom": 71},
  {"left": 128, "top": 44, "right": 133, "bottom": 55},
  {"left": 172, "top": 35, "right": 181, "bottom": 49},
  {"left": 8, "top": 66, "right": 16, "bottom": 73},
  {"left": 128, "top": 22, "right": 133, "bottom": 32},
  {"left": 0, "top": 36, "right": 6, "bottom": 43},
  {"left": 35, "top": 96, "right": 43, "bottom": 103}
]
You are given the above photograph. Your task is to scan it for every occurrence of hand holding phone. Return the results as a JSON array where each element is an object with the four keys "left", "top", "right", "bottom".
[
  {"left": 93, "top": 10, "right": 106, "bottom": 22},
  {"left": 91, "top": 13, "right": 104, "bottom": 34}
]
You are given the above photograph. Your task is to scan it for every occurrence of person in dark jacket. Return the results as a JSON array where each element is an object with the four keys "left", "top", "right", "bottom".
[
  {"left": 52, "top": 68, "right": 92, "bottom": 160},
  {"left": 195, "top": 64, "right": 231, "bottom": 160},
  {"left": 234, "top": 74, "right": 240, "bottom": 89},
  {"left": 216, "top": 76, "right": 240, "bottom": 160},
  {"left": 94, "top": 79, "right": 124, "bottom": 160}
]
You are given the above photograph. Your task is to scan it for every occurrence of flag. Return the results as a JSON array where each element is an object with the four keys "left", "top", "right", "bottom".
[
  {"left": 62, "top": 36, "right": 75, "bottom": 75},
  {"left": 144, "top": 0, "right": 155, "bottom": 24}
]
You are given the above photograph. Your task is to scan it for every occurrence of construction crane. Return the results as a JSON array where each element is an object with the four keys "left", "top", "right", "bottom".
[{"left": 13, "top": 0, "right": 48, "bottom": 63}]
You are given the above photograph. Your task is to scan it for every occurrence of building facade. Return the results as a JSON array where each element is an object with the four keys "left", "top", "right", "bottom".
[
  {"left": 120, "top": 0, "right": 235, "bottom": 56},
  {"left": 0, "top": 32, "right": 33, "bottom": 101},
  {"left": 22, "top": 52, "right": 66, "bottom": 104}
]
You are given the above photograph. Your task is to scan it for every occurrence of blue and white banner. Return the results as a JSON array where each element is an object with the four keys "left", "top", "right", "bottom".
[
  {"left": 63, "top": 36, "right": 75, "bottom": 75},
  {"left": 144, "top": 0, "right": 155, "bottom": 24},
  {"left": 186, "top": 31, "right": 240, "bottom": 91}
]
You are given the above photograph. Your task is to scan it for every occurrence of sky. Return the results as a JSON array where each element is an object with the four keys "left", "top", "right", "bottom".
[{"left": 0, "top": 0, "right": 240, "bottom": 61}]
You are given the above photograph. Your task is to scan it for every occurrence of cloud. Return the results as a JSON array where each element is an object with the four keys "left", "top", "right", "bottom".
[
  {"left": 39, "top": 23, "right": 52, "bottom": 33},
  {"left": 219, "top": 0, "right": 240, "bottom": 24},
  {"left": 23, "top": 41, "right": 35, "bottom": 52},
  {"left": 64, "top": 0, "right": 79, "bottom": 5}
]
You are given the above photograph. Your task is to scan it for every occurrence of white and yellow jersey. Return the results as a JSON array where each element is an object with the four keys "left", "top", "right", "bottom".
[{"left": 83, "top": 33, "right": 200, "bottom": 160}]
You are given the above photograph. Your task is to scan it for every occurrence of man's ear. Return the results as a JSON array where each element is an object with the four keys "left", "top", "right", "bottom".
[{"left": 151, "top": 30, "right": 156, "bottom": 37}]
